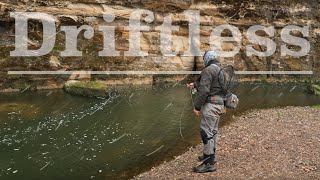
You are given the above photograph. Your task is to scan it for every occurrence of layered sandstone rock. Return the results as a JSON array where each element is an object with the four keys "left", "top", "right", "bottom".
[{"left": 0, "top": 0, "right": 319, "bottom": 92}]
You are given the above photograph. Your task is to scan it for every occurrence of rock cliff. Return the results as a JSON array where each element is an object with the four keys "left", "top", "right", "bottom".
[{"left": 0, "top": 0, "right": 319, "bottom": 92}]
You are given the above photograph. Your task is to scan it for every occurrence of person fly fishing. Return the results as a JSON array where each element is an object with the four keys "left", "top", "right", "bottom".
[{"left": 187, "top": 50, "right": 226, "bottom": 173}]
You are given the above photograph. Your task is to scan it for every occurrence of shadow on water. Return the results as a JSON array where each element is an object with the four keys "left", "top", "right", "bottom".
[{"left": 0, "top": 83, "right": 319, "bottom": 179}]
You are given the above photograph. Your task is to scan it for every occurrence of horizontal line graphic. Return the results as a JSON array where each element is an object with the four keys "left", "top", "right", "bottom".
[{"left": 7, "top": 71, "right": 313, "bottom": 75}]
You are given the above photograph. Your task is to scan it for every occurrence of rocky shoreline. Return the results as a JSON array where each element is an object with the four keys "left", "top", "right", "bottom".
[
  {"left": 1, "top": 78, "right": 319, "bottom": 97},
  {"left": 134, "top": 106, "right": 320, "bottom": 179}
]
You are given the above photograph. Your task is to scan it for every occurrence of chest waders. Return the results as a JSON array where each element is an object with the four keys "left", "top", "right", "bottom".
[{"left": 194, "top": 65, "right": 225, "bottom": 173}]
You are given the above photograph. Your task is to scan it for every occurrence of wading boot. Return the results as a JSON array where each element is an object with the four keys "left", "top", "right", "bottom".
[
  {"left": 198, "top": 149, "right": 217, "bottom": 163},
  {"left": 197, "top": 154, "right": 217, "bottom": 164},
  {"left": 193, "top": 154, "right": 216, "bottom": 173},
  {"left": 197, "top": 154, "right": 209, "bottom": 161}
]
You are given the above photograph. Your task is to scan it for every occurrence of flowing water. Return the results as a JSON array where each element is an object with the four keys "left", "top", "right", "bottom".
[{"left": 0, "top": 83, "right": 319, "bottom": 179}]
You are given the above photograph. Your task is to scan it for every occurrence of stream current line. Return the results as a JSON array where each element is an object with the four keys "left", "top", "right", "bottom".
[{"left": 146, "top": 145, "right": 164, "bottom": 156}]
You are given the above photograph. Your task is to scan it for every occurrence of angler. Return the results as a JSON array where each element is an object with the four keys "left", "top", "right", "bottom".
[{"left": 187, "top": 50, "right": 239, "bottom": 173}]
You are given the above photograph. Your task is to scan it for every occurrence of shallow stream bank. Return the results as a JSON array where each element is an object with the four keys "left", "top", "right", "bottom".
[{"left": 135, "top": 106, "right": 320, "bottom": 179}]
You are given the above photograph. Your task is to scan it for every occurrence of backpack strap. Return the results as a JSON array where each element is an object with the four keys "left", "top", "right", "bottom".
[{"left": 210, "top": 64, "right": 228, "bottom": 96}]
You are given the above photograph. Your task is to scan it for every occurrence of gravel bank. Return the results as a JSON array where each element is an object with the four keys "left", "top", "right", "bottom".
[{"left": 134, "top": 107, "right": 320, "bottom": 179}]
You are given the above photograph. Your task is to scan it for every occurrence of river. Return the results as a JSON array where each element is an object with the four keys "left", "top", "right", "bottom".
[{"left": 0, "top": 83, "right": 319, "bottom": 179}]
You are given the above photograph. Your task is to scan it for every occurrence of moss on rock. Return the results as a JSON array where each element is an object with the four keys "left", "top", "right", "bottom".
[
  {"left": 64, "top": 80, "right": 108, "bottom": 98},
  {"left": 313, "top": 104, "right": 320, "bottom": 109},
  {"left": 310, "top": 84, "right": 320, "bottom": 96}
]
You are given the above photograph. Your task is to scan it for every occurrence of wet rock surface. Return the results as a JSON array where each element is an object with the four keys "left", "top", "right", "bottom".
[
  {"left": 135, "top": 106, "right": 320, "bottom": 179},
  {"left": 64, "top": 80, "right": 108, "bottom": 98}
]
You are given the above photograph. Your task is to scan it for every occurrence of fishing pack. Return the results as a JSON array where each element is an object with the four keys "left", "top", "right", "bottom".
[{"left": 214, "top": 64, "right": 240, "bottom": 109}]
